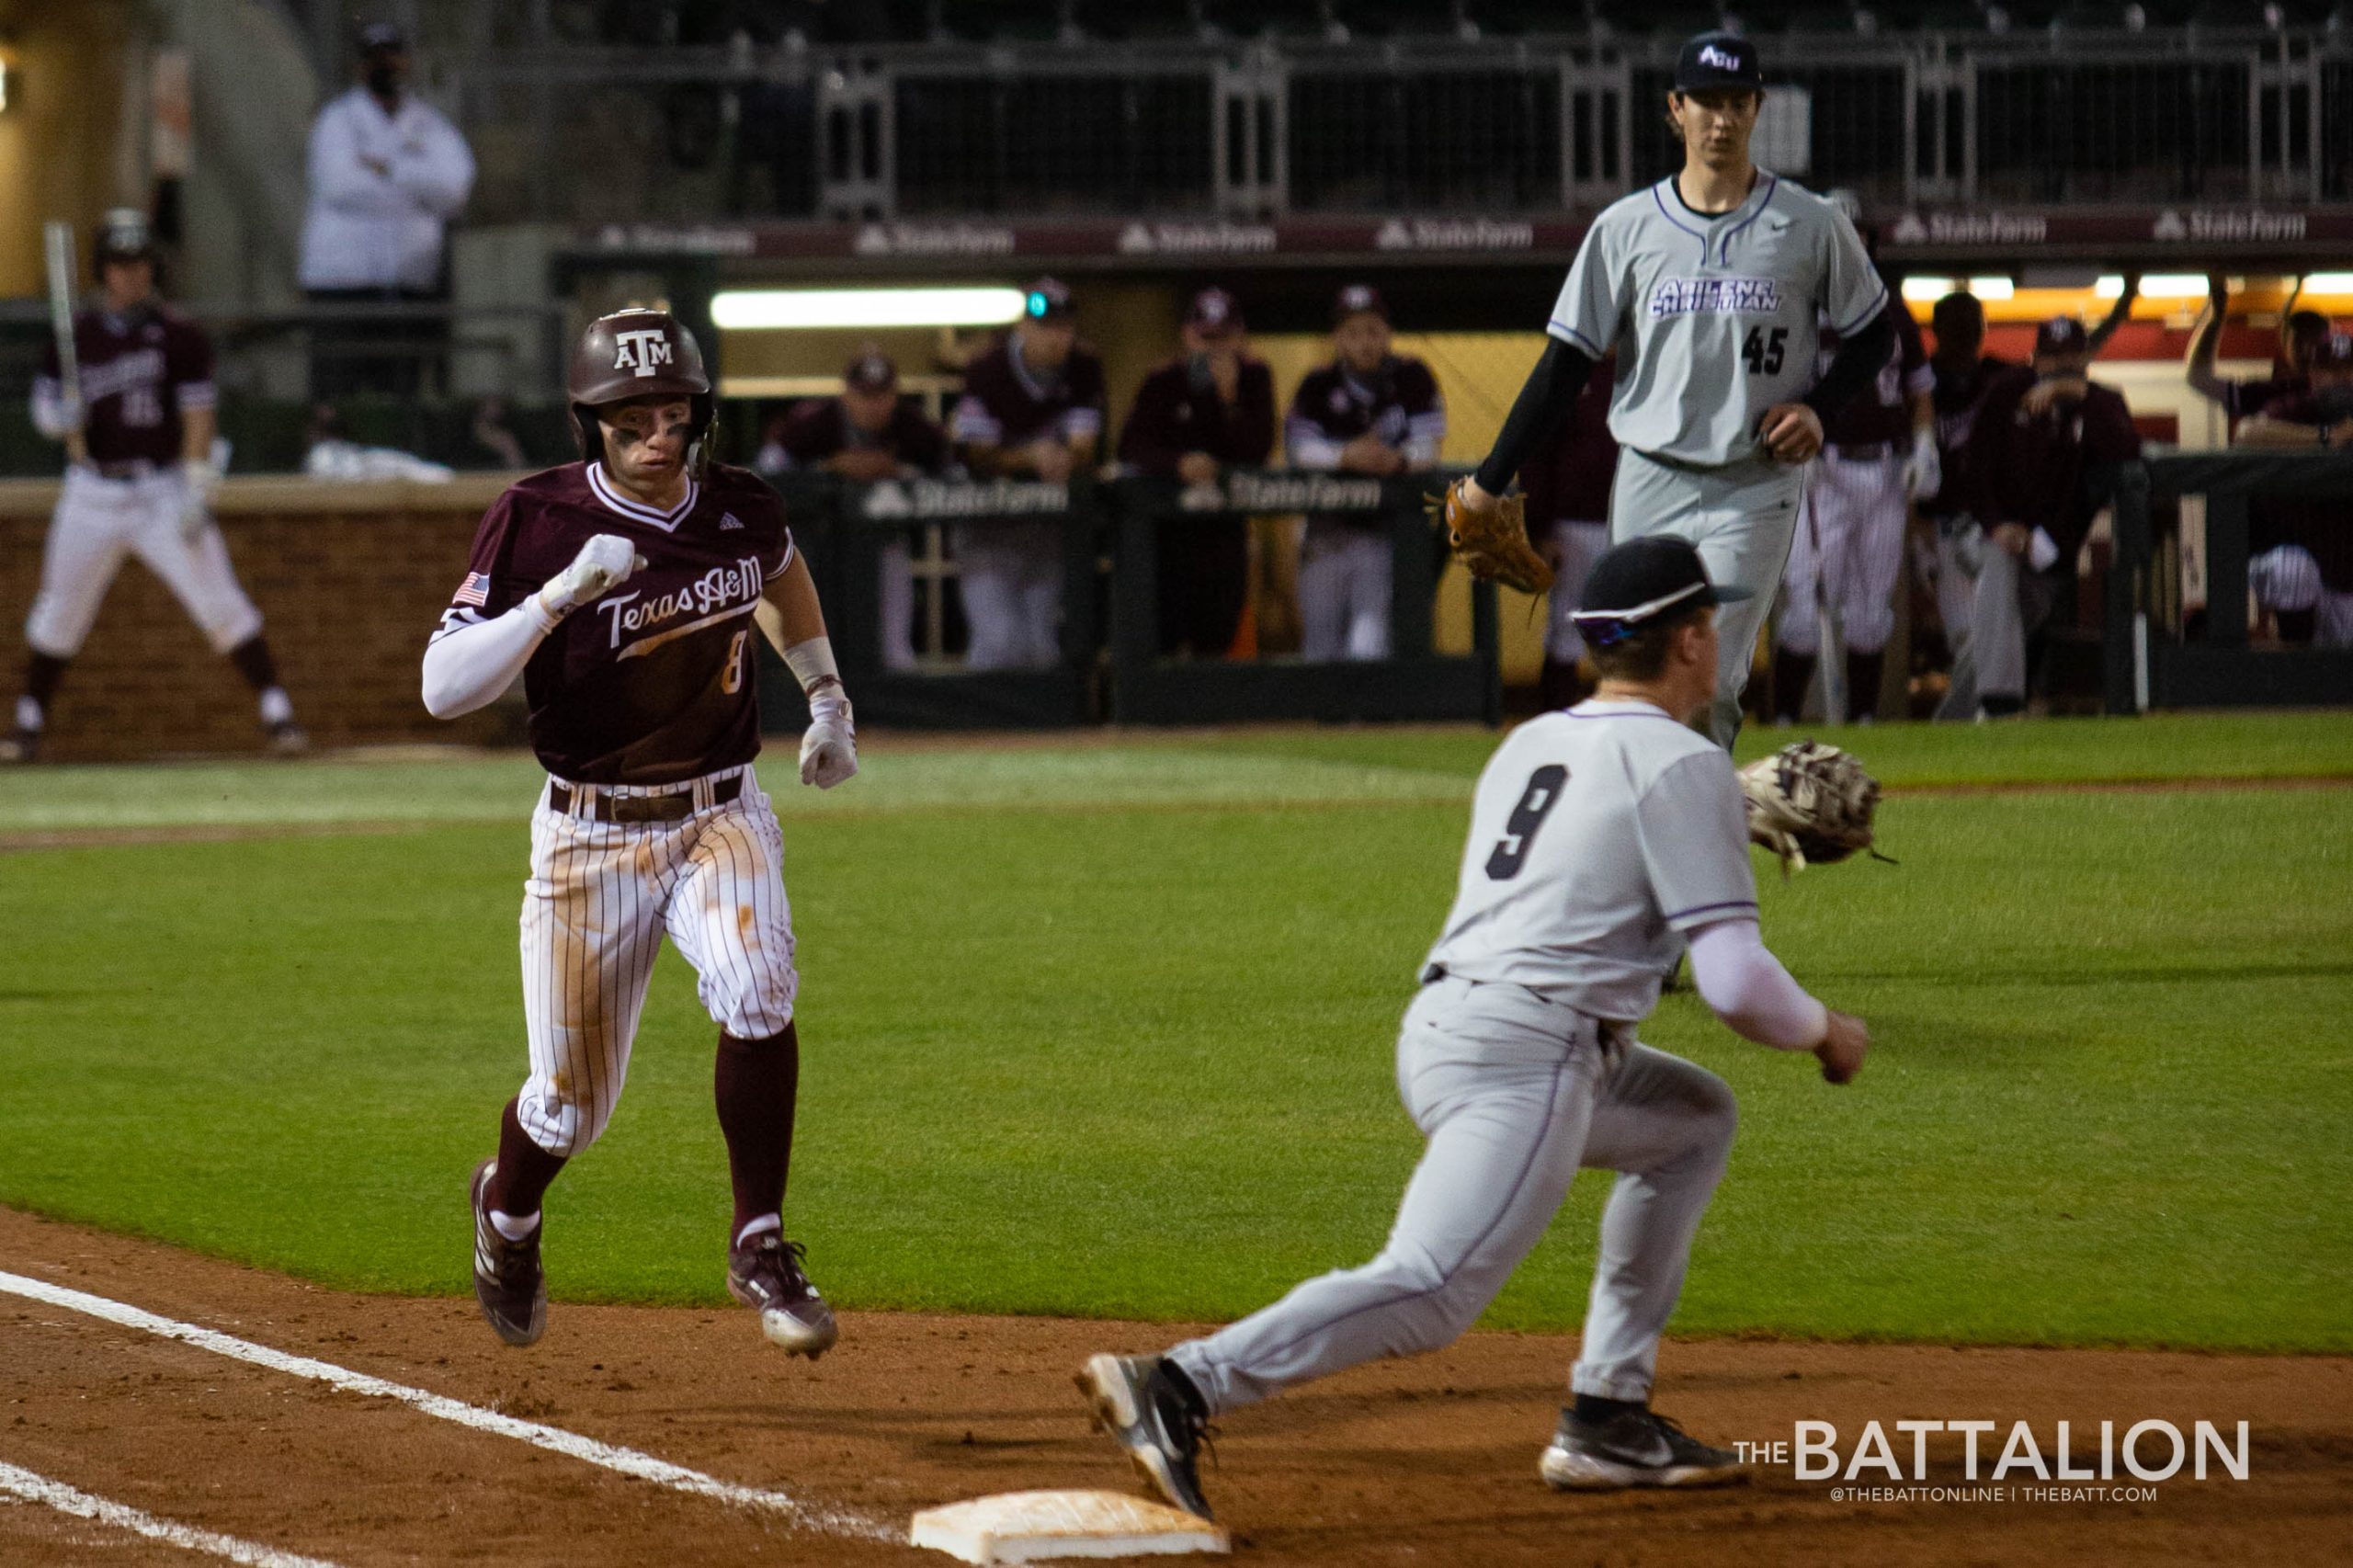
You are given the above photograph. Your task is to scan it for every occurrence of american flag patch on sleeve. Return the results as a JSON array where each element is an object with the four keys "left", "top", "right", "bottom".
[{"left": 453, "top": 572, "right": 490, "bottom": 608}]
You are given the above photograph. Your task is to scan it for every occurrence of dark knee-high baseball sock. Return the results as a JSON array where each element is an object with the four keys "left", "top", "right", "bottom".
[
  {"left": 225, "top": 635, "right": 295, "bottom": 726},
  {"left": 715, "top": 1022, "right": 799, "bottom": 1245},
  {"left": 486, "top": 1096, "right": 567, "bottom": 1221},
  {"left": 1771, "top": 651, "right": 1814, "bottom": 722},
  {"left": 1574, "top": 1393, "right": 1645, "bottom": 1424},
  {"left": 1845, "top": 650, "right": 1884, "bottom": 721},
  {"left": 19, "top": 652, "right": 70, "bottom": 727}
]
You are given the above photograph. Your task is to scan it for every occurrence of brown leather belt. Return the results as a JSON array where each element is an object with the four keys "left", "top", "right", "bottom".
[{"left": 548, "top": 774, "right": 743, "bottom": 824}]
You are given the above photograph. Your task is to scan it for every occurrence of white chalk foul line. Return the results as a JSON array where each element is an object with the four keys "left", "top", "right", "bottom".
[
  {"left": 0, "top": 1460, "right": 346, "bottom": 1568},
  {"left": 0, "top": 1270, "right": 894, "bottom": 1543}
]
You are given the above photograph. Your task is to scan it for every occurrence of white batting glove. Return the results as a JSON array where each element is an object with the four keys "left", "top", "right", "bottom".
[
  {"left": 177, "top": 459, "right": 222, "bottom": 541},
  {"left": 1904, "top": 437, "right": 1942, "bottom": 503},
  {"left": 534, "top": 533, "right": 645, "bottom": 618},
  {"left": 799, "top": 686, "right": 857, "bottom": 790}
]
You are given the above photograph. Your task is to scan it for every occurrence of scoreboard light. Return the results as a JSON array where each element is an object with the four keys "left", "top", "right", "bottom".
[{"left": 710, "top": 287, "right": 1029, "bottom": 330}]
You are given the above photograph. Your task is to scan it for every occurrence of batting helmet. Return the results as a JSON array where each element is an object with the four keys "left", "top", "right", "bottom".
[
  {"left": 93, "top": 209, "right": 157, "bottom": 281},
  {"left": 567, "top": 308, "right": 714, "bottom": 472}
]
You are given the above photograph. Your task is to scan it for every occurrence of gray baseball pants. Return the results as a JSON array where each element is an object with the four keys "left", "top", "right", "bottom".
[
  {"left": 1608, "top": 449, "right": 1805, "bottom": 748},
  {"left": 1932, "top": 520, "right": 2055, "bottom": 719},
  {"left": 1168, "top": 974, "right": 1737, "bottom": 1415}
]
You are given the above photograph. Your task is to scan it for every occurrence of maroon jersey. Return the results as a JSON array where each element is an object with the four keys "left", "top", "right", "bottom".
[
  {"left": 38, "top": 305, "right": 213, "bottom": 467},
  {"left": 1518, "top": 357, "right": 1619, "bottom": 526},
  {"left": 1118, "top": 354, "right": 1277, "bottom": 474},
  {"left": 436, "top": 461, "right": 795, "bottom": 786},
  {"left": 1283, "top": 357, "right": 1446, "bottom": 461},
  {"left": 759, "top": 397, "right": 949, "bottom": 473},
  {"left": 1819, "top": 306, "right": 1930, "bottom": 449},
  {"left": 1925, "top": 352, "right": 2014, "bottom": 522},
  {"left": 1977, "top": 370, "right": 2142, "bottom": 563},
  {"left": 949, "top": 334, "right": 1108, "bottom": 451}
]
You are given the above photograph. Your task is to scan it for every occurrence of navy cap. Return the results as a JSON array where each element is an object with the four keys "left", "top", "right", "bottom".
[
  {"left": 843, "top": 349, "right": 897, "bottom": 393},
  {"left": 1673, "top": 32, "right": 1762, "bottom": 94},
  {"left": 1572, "top": 537, "right": 1750, "bottom": 649},
  {"left": 1332, "top": 283, "right": 1389, "bottom": 325},
  {"left": 2033, "top": 316, "right": 2091, "bottom": 358},
  {"left": 1024, "top": 278, "right": 1076, "bottom": 323},
  {"left": 1187, "top": 286, "right": 1243, "bottom": 335},
  {"left": 358, "top": 20, "right": 406, "bottom": 52}
]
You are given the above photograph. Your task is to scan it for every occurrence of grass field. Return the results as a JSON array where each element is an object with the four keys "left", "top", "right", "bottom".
[{"left": 3, "top": 713, "right": 2349, "bottom": 1354}]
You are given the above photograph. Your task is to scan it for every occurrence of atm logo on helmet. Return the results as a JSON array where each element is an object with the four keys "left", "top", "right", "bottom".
[{"left": 613, "top": 329, "right": 675, "bottom": 378}]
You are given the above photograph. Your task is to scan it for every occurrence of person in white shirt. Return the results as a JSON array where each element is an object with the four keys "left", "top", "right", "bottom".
[
  {"left": 1079, "top": 535, "right": 1870, "bottom": 1520},
  {"left": 298, "top": 21, "right": 475, "bottom": 399}
]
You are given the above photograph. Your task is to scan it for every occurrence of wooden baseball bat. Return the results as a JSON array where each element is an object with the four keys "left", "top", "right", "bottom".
[{"left": 43, "top": 221, "right": 87, "bottom": 468}]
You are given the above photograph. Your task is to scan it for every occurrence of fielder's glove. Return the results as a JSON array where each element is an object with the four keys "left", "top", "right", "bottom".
[
  {"left": 1739, "top": 740, "right": 1885, "bottom": 876},
  {"left": 535, "top": 533, "right": 646, "bottom": 619},
  {"left": 800, "top": 685, "right": 857, "bottom": 790},
  {"left": 178, "top": 459, "right": 222, "bottom": 542},
  {"left": 1427, "top": 479, "right": 1553, "bottom": 596}
]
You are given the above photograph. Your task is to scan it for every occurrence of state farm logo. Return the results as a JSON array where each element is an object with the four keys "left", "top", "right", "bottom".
[
  {"left": 1374, "top": 218, "right": 1536, "bottom": 252},
  {"left": 612, "top": 329, "right": 674, "bottom": 378},
  {"left": 1117, "top": 221, "right": 1279, "bottom": 256},
  {"left": 1216, "top": 472, "right": 1386, "bottom": 513},
  {"left": 1903, "top": 211, "right": 2049, "bottom": 244},
  {"left": 853, "top": 222, "right": 1016, "bottom": 257},
  {"left": 2154, "top": 209, "right": 2307, "bottom": 243},
  {"left": 861, "top": 478, "right": 1070, "bottom": 519}
]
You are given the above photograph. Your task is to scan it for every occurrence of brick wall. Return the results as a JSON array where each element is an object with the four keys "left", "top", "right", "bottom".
[{"left": 0, "top": 476, "right": 519, "bottom": 761}]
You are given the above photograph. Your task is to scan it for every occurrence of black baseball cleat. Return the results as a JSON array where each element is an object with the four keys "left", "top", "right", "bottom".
[
  {"left": 727, "top": 1233, "right": 838, "bottom": 1358},
  {"left": 0, "top": 727, "right": 38, "bottom": 765},
  {"left": 469, "top": 1159, "right": 547, "bottom": 1347},
  {"left": 1540, "top": 1405, "right": 1748, "bottom": 1490},
  {"left": 1075, "top": 1353, "right": 1215, "bottom": 1520}
]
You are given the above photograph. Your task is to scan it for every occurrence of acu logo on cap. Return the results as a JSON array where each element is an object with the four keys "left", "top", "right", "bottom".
[{"left": 613, "top": 328, "right": 675, "bottom": 378}]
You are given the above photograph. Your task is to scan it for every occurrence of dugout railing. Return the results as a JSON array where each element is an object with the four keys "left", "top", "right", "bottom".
[
  {"left": 2105, "top": 451, "right": 2353, "bottom": 712},
  {"left": 756, "top": 470, "right": 1502, "bottom": 730}
]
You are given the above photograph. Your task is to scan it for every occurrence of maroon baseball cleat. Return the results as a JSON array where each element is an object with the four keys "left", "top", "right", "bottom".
[
  {"left": 726, "top": 1233, "right": 837, "bottom": 1358},
  {"left": 470, "top": 1159, "right": 547, "bottom": 1347}
]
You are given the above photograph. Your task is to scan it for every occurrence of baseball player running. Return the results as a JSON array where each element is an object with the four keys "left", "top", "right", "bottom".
[
  {"left": 1080, "top": 536, "right": 1870, "bottom": 1519},
  {"left": 5, "top": 210, "right": 304, "bottom": 762},
  {"left": 1444, "top": 31, "right": 1893, "bottom": 745},
  {"left": 422, "top": 309, "right": 857, "bottom": 1357}
]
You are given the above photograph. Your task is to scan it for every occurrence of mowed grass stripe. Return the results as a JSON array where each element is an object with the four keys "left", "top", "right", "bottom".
[
  {"left": 4, "top": 710, "right": 2351, "bottom": 835},
  {"left": 1, "top": 782, "right": 2345, "bottom": 1352}
]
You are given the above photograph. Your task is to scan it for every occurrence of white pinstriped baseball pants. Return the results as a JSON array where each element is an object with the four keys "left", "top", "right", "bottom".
[
  {"left": 515, "top": 765, "right": 799, "bottom": 1158},
  {"left": 1169, "top": 976, "right": 1737, "bottom": 1414},
  {"left": 25, "top": 468, "right": 264, "bottom": 658},
  {"left": 1778, "top": 448, "right": 1908, "bottom": 659}
]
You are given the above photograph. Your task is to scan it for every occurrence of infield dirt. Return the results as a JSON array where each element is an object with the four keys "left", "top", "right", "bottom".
[{"left": 5, "top": 1209, "right": 2347, "bottom": 1566}]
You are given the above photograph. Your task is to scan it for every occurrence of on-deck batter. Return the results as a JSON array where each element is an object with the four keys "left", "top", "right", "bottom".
[
  {"left": 4, "top": 210, "right": 304, "bottom": 763},
  {"left": 1079, "top": 537, "right": 1870, "bottom": 1520},
  {"left": 420, "top": 309, "right": 858, "bottom": 1358},
  {"left": 1449, "top": 31, "right": 1894, "bottom": 745}
]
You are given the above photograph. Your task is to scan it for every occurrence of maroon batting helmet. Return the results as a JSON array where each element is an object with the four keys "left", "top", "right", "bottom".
[{"left": 567, "top": 308, "right": 715, "bottom": 470}]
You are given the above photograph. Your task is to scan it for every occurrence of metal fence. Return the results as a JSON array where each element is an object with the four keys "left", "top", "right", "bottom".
[{"left": 424, "top": 26, "right": 2353, "bottom": 221}]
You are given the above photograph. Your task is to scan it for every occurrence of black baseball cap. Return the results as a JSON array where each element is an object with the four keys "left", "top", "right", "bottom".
[
  {"left": 2033, "top": 316, "right": 2091, "bottom": 358},
  {"left": 1332, "top": 283, "right": 1389, "bottom": 325},
  {"left": 1572, "top": 537, "right": 1750, "bottom": 649},
  {"left": 1673, "top": 31, "right": 1762, "bottom": 95},
  {"left": 1023, "top": 278, "right": 1076, "bottom": 324},
  {"left": 358, "top": 20, "right": 406, "bottom": 53},
  {"left": 843, "top": 349, "right": 897, "bottom": 392},
  {"left": 1187, "top": 286, "right": 1243, "bottom": 336}
]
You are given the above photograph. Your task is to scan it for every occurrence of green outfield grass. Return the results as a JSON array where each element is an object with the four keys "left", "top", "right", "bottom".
[{"left": 2, "top": 713, "right": 2348, "bottom": 1353}]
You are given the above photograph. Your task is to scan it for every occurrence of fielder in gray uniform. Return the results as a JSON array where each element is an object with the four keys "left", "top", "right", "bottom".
[
  {"left": 1450, "top": 31, "right": 1894, "bottom": 746},
  {"left": 1079, "top": 536, "right": 1870, "bottom": 1519}
]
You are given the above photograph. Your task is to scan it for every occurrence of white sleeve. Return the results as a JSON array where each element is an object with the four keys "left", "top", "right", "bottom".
[
  {"left": 309, "top": 101, "right": 407, "bottom": 218},
  {"left": 1687, "top": 917, "right": 1830, "bottom": 1051},
  {"left": 1548, "top": 215, "right": 1621, "bottom": 358},
  {"left": 1821, "top": 208, "right": 1889, "bottom": 336},
  {"left": 421, "top": 598, "right": 558, "bottom": 718},
  {"left": 392, "top": 110, "right": 477, "bottom": 218},
  {"left": 1286, "top": 413, "right": 1345, "bottom": 469},
  {"left": 30, "top": 377, "right": 70, "bottom": 440}
]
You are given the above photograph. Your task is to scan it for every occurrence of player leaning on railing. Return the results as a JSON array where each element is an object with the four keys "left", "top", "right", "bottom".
[{"left": 420, "top": 308, "right": 856, "bottom": 1358}]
